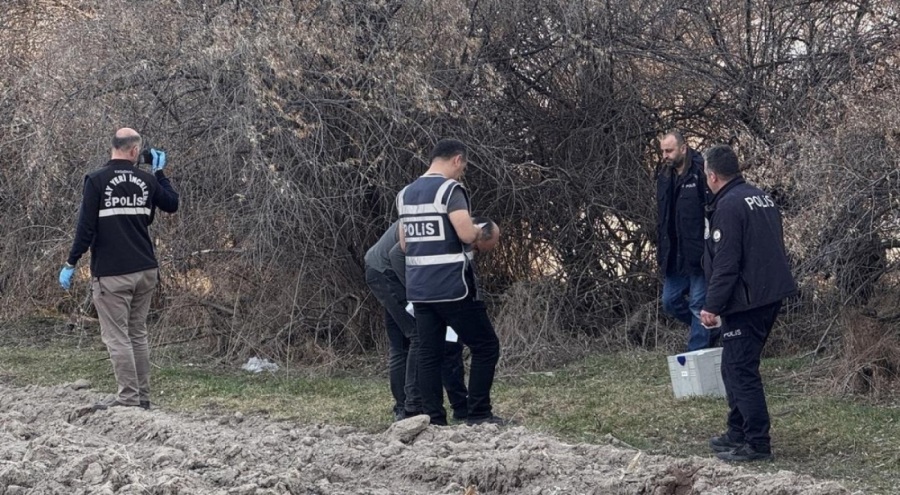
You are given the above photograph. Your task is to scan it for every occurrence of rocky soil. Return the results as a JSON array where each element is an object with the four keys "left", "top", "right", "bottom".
[{"left": 0, "top": 383, "right": 849, "bottom": 494}]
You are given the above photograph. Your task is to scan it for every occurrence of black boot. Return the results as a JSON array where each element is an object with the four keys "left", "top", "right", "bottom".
[
  {"left": 716, "top": 443, "right": 773, "bottom": 462},
  {"left": 709, "top": 434, "right": 743, "bottom": 453}
]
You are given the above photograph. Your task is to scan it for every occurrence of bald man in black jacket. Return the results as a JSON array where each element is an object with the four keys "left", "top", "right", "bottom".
[{"left": 60, "top": 128, "right": 178, "bottom": 411}]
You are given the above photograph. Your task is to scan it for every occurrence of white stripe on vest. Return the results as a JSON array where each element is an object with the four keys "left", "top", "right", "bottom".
[
  {"left": 433, "top": 180, "right": 456, "bottom": 209},
  {"left": 99, "top": 207, "right": 152, "bottom": 217},
  {"left": 406, "top": 251, "right": 475, "bottom": 266},
  {"left": 399, "top": 203, "right": 447, "bottom": 215}
]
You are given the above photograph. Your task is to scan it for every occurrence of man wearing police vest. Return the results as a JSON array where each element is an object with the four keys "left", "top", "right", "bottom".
[
  {"left": 397, "top": 139, "right": 507, "bottom": 426},
  {"left": 700, "top": 144, "right": 797, "bottom": 462}
]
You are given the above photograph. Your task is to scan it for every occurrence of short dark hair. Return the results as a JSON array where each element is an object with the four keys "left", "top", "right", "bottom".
[
  {"left": 429, "top": 138, "right": 467, "bottom": 163},
  {"left": 112, "top": 134, "right": 142, "bottom": 151},
  {"left": 704, "top": 144, "right": 741, "bottom": 180},
  {"left": 664, "top": 130, "right": 685, "bottom": 146}
]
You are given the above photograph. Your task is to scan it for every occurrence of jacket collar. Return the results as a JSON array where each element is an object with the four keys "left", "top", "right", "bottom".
[
  {"left": 105, "top": 159, "right": 137, "bottom": 168},
  {"left": 663, "top": 147, "right": 703, "bottom": 179},
  {"left": 709, "top": 176, "right": 745, "bottom": 209}
]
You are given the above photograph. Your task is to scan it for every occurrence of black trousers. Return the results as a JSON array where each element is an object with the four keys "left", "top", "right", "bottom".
[
  {"left": 414, "top": 296, "right": 500, "bottom": 425},
  {"left": 721, "top": 301, "right": 782, "bottom": 452},
  {"left": 366, "top": 267, "right": 467, "bottom": 416},
  {"left": 442, "top": 342, "right": 469, "bottom": 419}
]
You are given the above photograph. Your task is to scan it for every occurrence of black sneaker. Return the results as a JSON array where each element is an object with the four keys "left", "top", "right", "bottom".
[
  {"left": 716, "top": 443, "right": 773, "bottom": 462},
  {"left": 709, "top": 434, "right": 743, "bottom": 453},
  {"left": 451, "top": 409, "right": 468, "bottom": 423},
  {"left": 139, "top": 400, "right": 151, "bottom": 410},
  {"left": 466, "top": 415, "right": 514, "bottom": 426}
]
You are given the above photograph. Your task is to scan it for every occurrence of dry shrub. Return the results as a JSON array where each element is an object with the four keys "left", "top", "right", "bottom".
[
  {"left": 0, "top": 0, "right": 898, "bottom": 379},
  {"left": 617, "top": 300, "right": 690, "bottom": 353},
  {"left": 491, "top": 279, "right": 586, "bottom": 370},
  {"left": 833, "top": 309, "right": 900, "bottom": 397}
]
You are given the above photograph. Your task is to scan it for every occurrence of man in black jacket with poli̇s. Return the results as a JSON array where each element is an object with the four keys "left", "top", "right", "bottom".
[
  {"left": 60, "top": 128, "right": 179, "bottom": 412},
  {"left": 700, "top": 144, "right": 796, "bottom": 462}
]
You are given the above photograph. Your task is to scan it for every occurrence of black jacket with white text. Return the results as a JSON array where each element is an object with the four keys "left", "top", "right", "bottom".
[
  {"left": 67, "top": 159, "right": 179, "bottom": 277},
  {"left": 702, "top": 177, "right": 796, "bottom": 315}
]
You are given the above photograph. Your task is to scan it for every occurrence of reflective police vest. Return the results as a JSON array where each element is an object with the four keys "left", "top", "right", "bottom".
[{"left": 397, "top": 174, "right": 474, "bottom": 303}]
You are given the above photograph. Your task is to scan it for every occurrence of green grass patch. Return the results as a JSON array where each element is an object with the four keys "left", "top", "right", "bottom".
[
  {"left": 493, "top": 352, "right": 899, "bottom": 493},
  {"left": 0, "top": 336, "right": 392, "bottom": 430},
  {"left": 1, "top": 330, "right": 897, "bottom": 493}
]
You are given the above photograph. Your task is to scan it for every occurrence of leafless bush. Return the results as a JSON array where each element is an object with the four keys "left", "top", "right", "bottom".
[
  {"left": 0, "top": 0, "right": 898, "bottom": 383},
  {"left": 832, "top": 308, "right": 900, "bottom": 398},
  {"left": 491, "top": 279, "right": 575, "bottom": 370}
]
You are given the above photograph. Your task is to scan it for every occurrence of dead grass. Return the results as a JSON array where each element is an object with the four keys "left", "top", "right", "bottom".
[{"left": 832, "top": 311, "right": 900, "bottom": 398}]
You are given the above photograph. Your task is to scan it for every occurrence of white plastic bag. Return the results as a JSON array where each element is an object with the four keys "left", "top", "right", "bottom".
[{"left": 241, "top": 357, "right": 279, "bottom": 373}]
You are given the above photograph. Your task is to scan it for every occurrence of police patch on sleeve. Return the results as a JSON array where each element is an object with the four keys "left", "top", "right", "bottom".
[{"left": 712, "top": 229, "right": 722, "bottom": 242}]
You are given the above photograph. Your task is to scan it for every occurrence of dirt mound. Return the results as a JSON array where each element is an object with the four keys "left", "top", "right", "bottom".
[{"left": 0, "top": 383, "right": 847, "bottom": 494}]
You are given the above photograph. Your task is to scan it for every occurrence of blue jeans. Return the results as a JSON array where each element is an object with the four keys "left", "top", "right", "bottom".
[{"left": 662, "top": 273, "right": 711, "bottom": 351}]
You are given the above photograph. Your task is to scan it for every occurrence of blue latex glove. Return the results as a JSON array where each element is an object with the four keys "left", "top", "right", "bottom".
[
  {"left": 150, "top": 148, "right": 167, "bottom": 173},
  {"left": 59, "top": 264, "right": 76, "bottom": 290}
]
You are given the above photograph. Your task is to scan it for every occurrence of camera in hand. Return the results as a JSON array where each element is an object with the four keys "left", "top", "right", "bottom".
[{"left": 138, "top": 148, "right": 153, "bottom": 165}]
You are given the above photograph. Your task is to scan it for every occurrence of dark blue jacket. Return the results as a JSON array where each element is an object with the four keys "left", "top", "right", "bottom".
[
  {"left": 656, "top": 149, "right": 710, "bottom": 276},
  {"left": 702, "top": 177, "right": 797, "bottom": 315}
]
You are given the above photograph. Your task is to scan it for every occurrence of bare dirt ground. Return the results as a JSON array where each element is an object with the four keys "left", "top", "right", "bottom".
[{"left": 0, "top": 383, "right": 849, "bottom": 495}]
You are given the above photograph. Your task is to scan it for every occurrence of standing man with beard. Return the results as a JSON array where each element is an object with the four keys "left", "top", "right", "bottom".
[
  {"left": 657, "top": 130, "right": 715, "bottom": 351},
  {"left": 701, "top": 144, "right": 797, "bottom": 462}
]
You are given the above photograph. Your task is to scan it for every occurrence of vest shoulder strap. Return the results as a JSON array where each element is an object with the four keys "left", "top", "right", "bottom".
[{"left": 398, "top": 178, "right": 463, "bottom": 216}]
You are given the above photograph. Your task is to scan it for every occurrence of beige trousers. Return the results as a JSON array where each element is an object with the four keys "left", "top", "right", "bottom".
[{"left": 92, "top": 268, "right": 159, "bottom": 405}]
